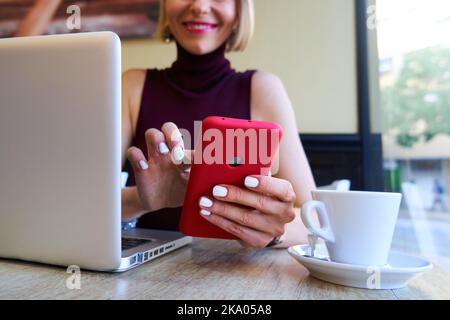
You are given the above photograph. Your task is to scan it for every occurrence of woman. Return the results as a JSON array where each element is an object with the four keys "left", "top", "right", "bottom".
[{"left": 121, "top": 0, "right": 316, "bottom": 248}]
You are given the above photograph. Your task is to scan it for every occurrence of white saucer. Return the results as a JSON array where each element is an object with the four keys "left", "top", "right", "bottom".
[{"left": 288, "top": 244, "right": 433, "bottom": 289}]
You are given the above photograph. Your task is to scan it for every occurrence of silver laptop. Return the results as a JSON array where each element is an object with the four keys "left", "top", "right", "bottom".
[{"left": 0, "top": 32, "right": 192, "bottom": 272}]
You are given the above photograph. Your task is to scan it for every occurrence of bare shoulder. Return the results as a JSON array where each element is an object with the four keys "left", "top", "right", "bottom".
[
  {"left": 251, "top": 71, "right": 292, "bottom": 121},
  {"left": 252, "top": 71, "right": 284, "bottom": 92},
  {"left": 122, "top": 68, "right": 147, "bottom": 81},
  {"left": 122, "top": 69, "right": 147, "bottom": 99}
]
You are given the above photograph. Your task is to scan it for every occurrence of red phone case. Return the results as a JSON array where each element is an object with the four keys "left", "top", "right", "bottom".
[{"left": 179, "top": 116, "right": 283, "bottom": 239}]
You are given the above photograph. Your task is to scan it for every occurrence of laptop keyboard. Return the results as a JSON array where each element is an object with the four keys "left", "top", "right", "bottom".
[{"left": 121, "top": 238, "right": 153, "bottom": 251}]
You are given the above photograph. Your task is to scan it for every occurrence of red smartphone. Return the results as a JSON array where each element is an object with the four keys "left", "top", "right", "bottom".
[{"left": 179, "top": 116, "right": 283, "bottom": 239}]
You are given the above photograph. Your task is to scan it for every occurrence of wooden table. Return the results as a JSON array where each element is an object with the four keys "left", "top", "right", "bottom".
[{"left": 1, "top": 238, "right": 449, "bottom": 300}]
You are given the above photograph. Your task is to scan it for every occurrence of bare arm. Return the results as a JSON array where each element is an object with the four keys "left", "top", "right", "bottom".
[
  {"left": 251, "top": 72, "right": 317, "bottom": 247},
  {"left": 121, "top": 70, "right": 147, "bottom": 221}
]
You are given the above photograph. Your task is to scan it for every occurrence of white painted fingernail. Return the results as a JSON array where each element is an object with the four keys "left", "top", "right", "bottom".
[
  {"left": 213, "top": 186, "right": 228, "bottom": 197},
  {"left": 159, "top": 142, "right": 169, "bottom": 154},
  {"left": 139, "top": 160, "right": 148, "bottom": 171},
  {"left": 245, "top": 176, "right": 259, "bottom": 188},
  {"left": 173, "top": 146, "right": 184, "bottom": 162},
  {"left": 199, "top": 197, "right": 213, "bottom": 208},
  {"left": 200, "top": 209, "right": 211, "bottom": 216}
]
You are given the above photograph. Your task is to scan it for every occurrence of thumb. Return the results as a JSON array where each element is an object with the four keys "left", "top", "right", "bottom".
[{"left": 177, "top": 149, "right": 194, "bottom": 174}]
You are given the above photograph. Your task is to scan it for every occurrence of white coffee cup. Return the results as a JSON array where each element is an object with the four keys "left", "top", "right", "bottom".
[{"left": 301, "top": 190, "right": 402, "bottom": 266}]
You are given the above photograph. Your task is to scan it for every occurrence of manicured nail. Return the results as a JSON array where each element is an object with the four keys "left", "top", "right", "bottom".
[
  {"left": 139, "top": 160, "right": 148, "bottom": 170},
  {"left": 213, "top": 186, "right": 228, "bottom": 197},
  {"left": 159, "top": 142, "right": 169, "bottom": 154},
  {"left": 199, "top": 197, "right": 213, "bottom": 208},
  {"left": 245, "top": 176, "right": 259, "bottom": 188},
  {"left": 173, "top": 146, "right": 184, "bottom": 162},
  {"left": 200, "top": 209, "right": 211, "bottom": 216}
]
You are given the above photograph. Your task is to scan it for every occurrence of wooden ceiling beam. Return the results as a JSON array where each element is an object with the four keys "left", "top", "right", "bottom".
[
  {"left": 0, "top": 0, "right": 160, "bottom": 20},
  {"left": 0, "top": 0, "right": 159, "bottom": 5}
]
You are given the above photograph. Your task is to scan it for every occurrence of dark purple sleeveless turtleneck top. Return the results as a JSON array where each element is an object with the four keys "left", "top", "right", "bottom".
[{"left": 123, "top": 42, "right": 256, "bottom": 230}]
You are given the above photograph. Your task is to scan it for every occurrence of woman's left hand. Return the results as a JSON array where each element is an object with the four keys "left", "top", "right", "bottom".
[{"left": 198, "top": 175, "right": 297, "bottom": 248}]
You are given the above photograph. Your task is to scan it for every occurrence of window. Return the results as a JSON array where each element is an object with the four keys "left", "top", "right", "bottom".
[{"left": 371, "top": 0, "right": 450, "bottom": 271}]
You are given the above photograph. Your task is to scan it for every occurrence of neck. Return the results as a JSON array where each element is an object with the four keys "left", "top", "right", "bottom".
[{"left": 166, "top": 42, "right": 233, "bottom": 93}]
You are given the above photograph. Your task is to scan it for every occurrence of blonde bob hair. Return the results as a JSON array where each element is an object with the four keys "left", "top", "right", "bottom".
[{"left": 155, "top": 0, "right": 254, "bottom": 52}]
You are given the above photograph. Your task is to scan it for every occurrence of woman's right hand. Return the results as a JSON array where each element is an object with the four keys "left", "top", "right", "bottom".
[{"left": 126, "top": 122, "right": 191, "bottom": 213}]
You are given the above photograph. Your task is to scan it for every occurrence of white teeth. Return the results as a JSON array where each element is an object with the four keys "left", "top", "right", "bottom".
[{"left": 188, "top": 24, "right": 211, "bottom": 30}]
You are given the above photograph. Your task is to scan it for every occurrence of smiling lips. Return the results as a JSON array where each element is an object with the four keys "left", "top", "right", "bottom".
[{"left": 183, "top": 21, "right": 218, "bottom": 34}]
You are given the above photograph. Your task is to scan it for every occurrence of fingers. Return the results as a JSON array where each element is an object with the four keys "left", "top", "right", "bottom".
[
  {"left": 161, "top": 122, "right": 185, "bottom": 165},
  {"left": 244, "top": 175, "right": 297, "bottom": 203},
  {"left": 126, "top": 147, "right": 149, "bottom": 172},
  {"left": 198, "top": 197, "right": 285, "bottom": 237},
  {"left": 144, "top": 128, "right": 169, "bottom": 160},
  {"left": 198, "top": 208, "right": 274, "bottom": 249},
  {"left": 143, "top": 122, "right": 190, "bottom": 168},
  {"left": 209, "top": 184, "right": 295, "bottom": 222},
  {"left": 178, "top": 149, "right": 193, "bottom": 179}
]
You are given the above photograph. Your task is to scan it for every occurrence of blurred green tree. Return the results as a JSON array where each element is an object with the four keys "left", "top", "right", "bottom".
[{"left": 381, "top": 46, "right": 450, "bottom": 147}]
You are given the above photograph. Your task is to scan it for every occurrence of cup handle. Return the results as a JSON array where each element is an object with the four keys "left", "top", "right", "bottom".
[{"left": 301, "top": 200, "right": 335, "bottom": 243}]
